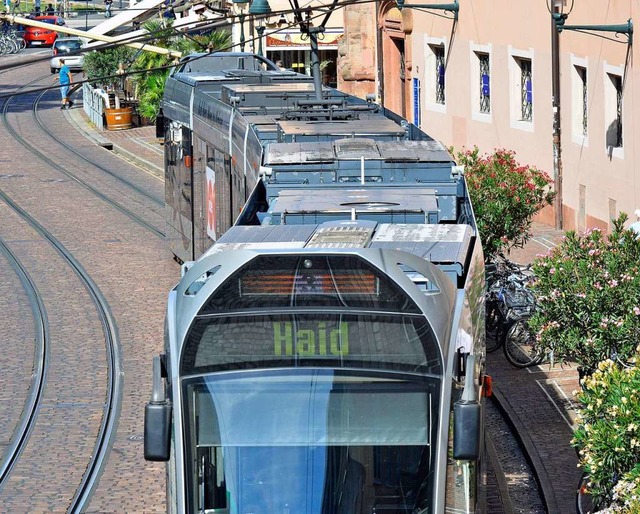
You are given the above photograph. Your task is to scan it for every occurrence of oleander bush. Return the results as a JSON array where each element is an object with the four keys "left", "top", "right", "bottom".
[
  {"left": 528, "top": 214, "right": 640, "bottom": 372},
  {"left": 600, "top": 465, "right": 640, "bottom": 513},
  {"left": 573, "top": 358, "right": 640, "bottom": 510},
  {"left": 452, "top": 146, "right": 555, "bottom": 259}
]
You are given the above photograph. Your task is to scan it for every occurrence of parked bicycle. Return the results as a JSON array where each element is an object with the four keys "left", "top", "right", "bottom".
[
  {"left": 485, "top": 255, "right": 542, "bottom": 367},
  {"left": 576, "top": 473, "right": 595, "bottom": 514},
  {"left": 0, "top": 28, "right": 27, "bottom": 55}
]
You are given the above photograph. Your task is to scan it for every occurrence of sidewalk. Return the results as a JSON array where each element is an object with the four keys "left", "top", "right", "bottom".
[
  {"left": 65, "top": 102, "right": 582, "bottom": 513},
  {"left": 65, "top": 105, "right": 164, "bottom": 177},
  {"left": 489, "top": 224, "right": 582, "bottom": 514}
]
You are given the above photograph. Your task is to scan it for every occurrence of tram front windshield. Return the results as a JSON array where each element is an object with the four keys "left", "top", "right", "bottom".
[{"left": 183, "top": 369, "right": 440, "bottom": 514}]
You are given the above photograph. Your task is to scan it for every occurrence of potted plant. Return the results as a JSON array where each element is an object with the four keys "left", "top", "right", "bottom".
[{"left": 83, "top": 46, "right": 136, "bottom": 130}]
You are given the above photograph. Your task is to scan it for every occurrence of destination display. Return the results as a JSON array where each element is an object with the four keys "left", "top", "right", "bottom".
[
  {"left": 274, "top": 321, "right": 349, "bottom": 357},
  {"left": 198, "top": 254, "right": 421, "bottom": 314},
  {"left": 181, "top": 313, "right": 442, "bottom": 375},
  {"left": 240, "top": 271, "right": 379, "bottom": 296}
]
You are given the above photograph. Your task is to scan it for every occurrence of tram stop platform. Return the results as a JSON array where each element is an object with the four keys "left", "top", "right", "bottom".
[{"left": 65, "top": 104, "right": 582, "bottom": 514}]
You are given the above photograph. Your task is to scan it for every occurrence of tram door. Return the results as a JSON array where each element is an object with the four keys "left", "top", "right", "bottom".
[
  {"left": 193, "top": 144, "right": 235, "bottom": 259},
  {"left": 165, "top": 122, "right": 194, "bottom": 263}
]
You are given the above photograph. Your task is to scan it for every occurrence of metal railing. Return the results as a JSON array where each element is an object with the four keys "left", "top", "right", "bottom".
[{"left": 83, "top": 82, "right": 105, "bottom": 130}]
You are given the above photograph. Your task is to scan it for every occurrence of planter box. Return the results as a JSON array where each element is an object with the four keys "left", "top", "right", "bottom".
[{"left": 104, "top": 107, "right": 133, "bottom": 131}]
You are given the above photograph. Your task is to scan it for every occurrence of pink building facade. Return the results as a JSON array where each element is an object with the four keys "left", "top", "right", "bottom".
[{"left": 338, "top": 0, "right": 639, "bottom": 232}]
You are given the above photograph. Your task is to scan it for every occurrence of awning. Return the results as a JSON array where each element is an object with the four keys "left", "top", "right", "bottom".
[{"left": 266, "top": 31, "right": 344, "bottom": 50}]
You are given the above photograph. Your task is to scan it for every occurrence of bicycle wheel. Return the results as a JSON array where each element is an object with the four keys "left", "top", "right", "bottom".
[
  {"left": 576, "top": 473, "right": 595, "bottom": 514},
  {"left": 485, "top": 301, "right": 502, "bottom": 352},
  {"left": 504, "top": 319, "right": 541, "bottom": 368}
]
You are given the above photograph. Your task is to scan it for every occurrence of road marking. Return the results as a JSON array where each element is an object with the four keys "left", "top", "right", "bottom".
[
  {"left": 536, "top": 379, "right": 576, "bottom": 430},
  {"left": 533, "top": 235, "right": 559, "bottom": 250}
]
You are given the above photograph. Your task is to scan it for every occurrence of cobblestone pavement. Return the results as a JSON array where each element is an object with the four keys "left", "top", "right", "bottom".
[
  {"left": 0, "top": 65, "right": 177, "bottom": 512},
  {"left": 67, "top": 100, "right": 582, "bottom": 513}
]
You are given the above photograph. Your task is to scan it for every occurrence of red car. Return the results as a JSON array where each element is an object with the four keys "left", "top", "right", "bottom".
[{"left": 23, "top": 16, "right": 65, "bottom": 47}]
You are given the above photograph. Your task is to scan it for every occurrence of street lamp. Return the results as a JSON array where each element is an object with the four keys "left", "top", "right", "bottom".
[
  {"left": 551, "top": 0, "right": 632, "bottom": 43},
  {"left": 396, "top": 0, "right": 459, "bottom": 20},
  {"left": 248, "top": 0, "right": 271, "bottom": 57},
  {"left": 232, "top": 0, "right": 250, "bottom": 52}
]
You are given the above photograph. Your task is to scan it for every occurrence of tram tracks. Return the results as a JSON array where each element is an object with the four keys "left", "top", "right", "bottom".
[
  {"left": 0, "top": 188, "right": 123, "bottom": 512},
  {"left": 0, "top": 71, "right": 125, "bottom": 512},
  {"left": 0, "top": 236, "right": 48, "bottom": 486},
  {"left": 0, "top": 186, "right": 122, "bottom": 512},
  {"left": 1, "top": 74, "right": 164, "bottom": 239},
  {"left": 32, "top": 90, "right": 164, "bottom": 209}
]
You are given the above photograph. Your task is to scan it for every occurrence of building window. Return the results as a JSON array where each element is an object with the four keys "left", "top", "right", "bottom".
[
  {"left": 571, "top": 62, "right": 588, "bottom": 140},
  {"left": 579, "top": 67, "right": 588, "bottom": 136},
  {"left": 425, "top": 39, "right": 446, "bottom": 112},
  {"left": 517, "top": 58, "right": 532, "bottom": 121},
  {"left": 478, "top": 53, "right": 490, "bottom": 114},
  {"left": 614, "top": 75, "right": 623, "bottom": 147},
  {"left": 605, "top": 71, "right": 623, "bottom": 150},
  {"left": 433, "top": 45, "right": 445, "bottom": 104}
]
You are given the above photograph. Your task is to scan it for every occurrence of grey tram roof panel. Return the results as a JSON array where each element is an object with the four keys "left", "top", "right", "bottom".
[
  {"left": 220, "top": 82, "right": 347, "bottom": 106},
  {"left": 267, "top": 188, "right": 439, "bottom": 226},
  {"left": 370, "top": 224, "right": 474, "bottom": 275},
  {"left": 207, "top": 222, "right": 473, "bottom": 275},
  {"left": 377, "top": 140, "right": 453, "bottom": 162},
  {"left": 277, "top": 120, "right": 406, "bottom": 139},
  {"left": 223, "top": 83, "right": 327, "bottom": 94},
  {"left": 218, "top": 225, "right": 316, "bottom": 244},
  {"left": 270, "top": 187, "right": 437, "bottom": 212},
  {"left": 264, "top": 139, "right": 453, "bottom": 165}
]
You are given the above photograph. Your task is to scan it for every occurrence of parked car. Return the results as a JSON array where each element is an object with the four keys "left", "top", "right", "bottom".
[
  {"left": 23, "top": 15, "right": 65, "bottom": 47},
  {"left": 50, "top": 37, "right": 85, "bottom": 74}
]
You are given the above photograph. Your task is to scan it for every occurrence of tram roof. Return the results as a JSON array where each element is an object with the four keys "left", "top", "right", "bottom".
[
  {"left": 206, "top": 221, "right": 473, "bottom": 280},
  {"left": 265, "top": 139, "right": 453, "bottom": 164}
]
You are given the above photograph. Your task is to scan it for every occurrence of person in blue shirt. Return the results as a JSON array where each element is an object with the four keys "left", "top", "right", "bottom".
[{"left": 55, "top": 59, "right": 74, "bottom": 109}]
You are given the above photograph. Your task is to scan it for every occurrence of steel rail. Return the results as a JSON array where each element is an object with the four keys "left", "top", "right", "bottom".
[
  {"left": 1, "top": 76, "right": 124, "bottom": 511},
  {"left": 1, "top": 75, "right": 164, "bottom": 238},
  {"left": 0, "top": 236, "right": 49, "bottom": 489},
  {"left": 33, "top": 90, "right": 164, "bottom": 208}
]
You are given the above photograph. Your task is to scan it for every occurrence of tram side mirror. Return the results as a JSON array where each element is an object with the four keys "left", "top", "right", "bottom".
[
  {"left": 453, "top": 354, "right": 481, "bottom": 461},
  {"left": 144, "top": 355, "right": 172, "bottom": 462}
]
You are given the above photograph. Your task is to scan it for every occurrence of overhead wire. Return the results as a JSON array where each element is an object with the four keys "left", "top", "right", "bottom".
[{"left": 0, "top": 0, "right": 368, "bottom": 98}]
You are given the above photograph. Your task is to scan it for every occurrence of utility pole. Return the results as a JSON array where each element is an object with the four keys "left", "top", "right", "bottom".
[{"left": 551, "top": 4, "right": 563, "bottom": 229}]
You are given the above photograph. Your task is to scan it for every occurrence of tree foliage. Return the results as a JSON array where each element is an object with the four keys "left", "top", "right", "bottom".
[
  {"left": 573, "top": 357, "right": 640, "bottom": 511},
  {"left": 528, "top": 214, "right": 640, "bottom": 371},
  {"left": 83, "top": 45, "right": 136, "bottom": 90},
  {"left": 127, "top": 20, "right": 232, "bottom": 122},
  {"left": 451, "top": 147, "right": 555, "bottom": 260},
  {"left": 83, "top": 18, "right": 232, "bottom": 121}
]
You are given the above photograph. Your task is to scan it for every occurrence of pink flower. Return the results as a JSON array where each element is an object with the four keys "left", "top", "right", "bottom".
[{"left": 634, "top": 306, "right": 640, "bottom": 316}]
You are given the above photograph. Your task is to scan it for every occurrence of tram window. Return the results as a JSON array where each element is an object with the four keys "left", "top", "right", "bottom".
[
  {"left": 196, "top": 446, "right": 227, "bottom": 512},
  {"left": 184, "top": 371, "right": 440, "bottom": 513}
]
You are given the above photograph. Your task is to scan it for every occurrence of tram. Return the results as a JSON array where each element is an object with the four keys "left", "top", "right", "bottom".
[{"left": 145, "top": 52, "right": 488, "bottom": 514}]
